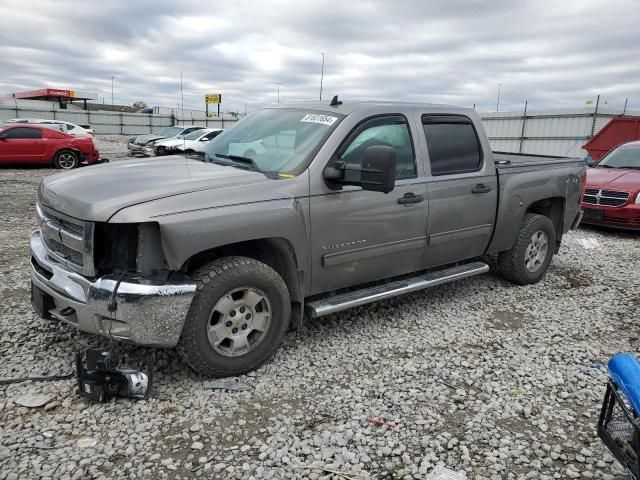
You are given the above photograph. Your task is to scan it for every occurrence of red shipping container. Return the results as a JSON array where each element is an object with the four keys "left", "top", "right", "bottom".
[{"left": 583, "top": 116, "right": 640, "bottom": 161}]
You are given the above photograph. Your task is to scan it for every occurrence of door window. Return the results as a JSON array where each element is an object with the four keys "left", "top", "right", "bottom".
[
  {"left": 340, "top": 118, "right": 416, "bottom": 181},
  {"left": 422, "top": 115, "right": 482, "bottom": 176},
  {"left": 202, "top": 130, "right": 222, "bottom": 141},
  {"left": 4, "top": 127, "right": 43, "bottom": 139}
]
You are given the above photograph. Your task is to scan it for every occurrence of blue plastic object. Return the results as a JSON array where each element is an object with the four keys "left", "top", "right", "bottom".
[{"left": 608, "top": 353, "right": 640, "bottom": 415}]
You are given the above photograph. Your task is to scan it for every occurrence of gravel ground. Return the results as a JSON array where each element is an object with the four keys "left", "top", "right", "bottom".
[{"left": 1, "top": 136, "right": 639, "bottom": 479}]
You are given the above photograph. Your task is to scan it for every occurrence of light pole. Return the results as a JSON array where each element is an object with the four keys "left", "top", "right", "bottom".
[
  {"left": 320, "top": 52, "right": 325, "bottom": 101},
  {"left": 275, "top": 83, "right": 281, "bottom": 104},
  {"left": 496, "top": 83, "right": 502, "bottom": 112},
  {"left": 111, "top": 76, "right": 114, "bottom": 110}
]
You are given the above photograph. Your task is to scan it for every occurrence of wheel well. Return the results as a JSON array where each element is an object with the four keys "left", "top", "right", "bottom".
[
  {"left": 526, "top": 197, "right": 565, "bottom": 245},
  {"left": 183, "top": 238, "right": 304, "bottom": 328},
  {"left": 53, "top": 148, "right": 79, "bottom": 160}
]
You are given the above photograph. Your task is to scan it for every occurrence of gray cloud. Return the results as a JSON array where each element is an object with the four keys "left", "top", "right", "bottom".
[{"left": 0, "top": 0, "right": 638, "bottom": 113}]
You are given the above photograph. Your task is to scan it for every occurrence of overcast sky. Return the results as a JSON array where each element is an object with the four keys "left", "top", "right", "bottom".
[{"left": 1, "top": 0, "right": 639, "bottom": 113}]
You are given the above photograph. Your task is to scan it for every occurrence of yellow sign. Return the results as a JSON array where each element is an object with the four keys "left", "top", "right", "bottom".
[{"left": 205, "top": 93, "right": 221, "bottom": 104}]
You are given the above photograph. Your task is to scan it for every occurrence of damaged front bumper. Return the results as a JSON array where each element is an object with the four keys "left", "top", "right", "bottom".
[
  {"left": 127, "top": 143, "right": 153, "bottom": 156},
  {"left": 29, "top": 230, "right": 196, "bottom": 347}
]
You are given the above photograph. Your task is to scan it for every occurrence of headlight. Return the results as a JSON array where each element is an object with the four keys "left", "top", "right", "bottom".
[{"left": 635, "top": 192, "right": 640, "bottom": 204}]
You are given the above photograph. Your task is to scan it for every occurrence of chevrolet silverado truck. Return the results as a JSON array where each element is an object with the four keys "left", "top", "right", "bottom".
[{"left": 30, "top": 100, "right": 585, "bottom": 377}]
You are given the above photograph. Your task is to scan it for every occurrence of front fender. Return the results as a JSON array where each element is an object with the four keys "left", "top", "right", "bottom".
[{"left": 108, "top": 171, "right": 311, "bottom": 281}]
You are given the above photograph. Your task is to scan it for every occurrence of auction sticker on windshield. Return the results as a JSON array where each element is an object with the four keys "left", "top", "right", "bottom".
[{"left": 301, "top": 113, "right": 338, "bottom": 126}]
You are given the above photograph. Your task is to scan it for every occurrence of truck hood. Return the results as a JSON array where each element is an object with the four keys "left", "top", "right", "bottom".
[
  {"left": 39, "top": 156, "right": 269, "bottom": 222},
  {"left": 586, "top": 167, "right": 640, "bottom": 191}
]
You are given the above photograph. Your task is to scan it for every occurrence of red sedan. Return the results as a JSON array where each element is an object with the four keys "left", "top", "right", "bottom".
[
  {"left": 0, "top": 124, "right": 100, "bottom": 169},
  {"left": 581, "top": 141, "right": 640, "bottom": 230}
]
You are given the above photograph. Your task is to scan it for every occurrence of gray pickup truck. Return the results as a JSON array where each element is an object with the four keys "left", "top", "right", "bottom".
[{"left": 30, "top": 100, "right": 585, "bottom": 377}]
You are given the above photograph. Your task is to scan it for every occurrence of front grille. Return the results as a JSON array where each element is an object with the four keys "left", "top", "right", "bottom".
[
  {"left": 44, "top": 238, "right": 84, "bottom": 266},
  {"left": 36, "top": 203, "right": 94, "bottom": 276},
  {"left": 583, "top": 189, "right": 629, "bottom": 207}
]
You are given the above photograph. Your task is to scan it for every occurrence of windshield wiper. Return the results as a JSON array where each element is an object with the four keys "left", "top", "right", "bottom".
[
  {"left": 596, "top": 164, "right": 615, "bottom": 168},
  {"left": 211, "top": 153, "right": 279, "bottom": 179},
  {"left": 213, "top": 153, "right": 259, "bottom": 171}
]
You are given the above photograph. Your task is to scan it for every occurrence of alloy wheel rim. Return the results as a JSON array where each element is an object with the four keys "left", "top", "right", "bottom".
[
  {"left": 207, "top": 287, "right": 272, "bottom": 357},
  {"left": 58, "top": 153, "right": 76, "bottom": 169},
  {"left": 524, "top": 230, "right": 549, "bottom": 273}
]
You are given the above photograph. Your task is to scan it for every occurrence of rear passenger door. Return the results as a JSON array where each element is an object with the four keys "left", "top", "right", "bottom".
[{"left": 419, "top": 115, "right": 498, "bottom": 267}]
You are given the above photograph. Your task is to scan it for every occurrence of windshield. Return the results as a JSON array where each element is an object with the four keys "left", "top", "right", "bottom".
[
  {"left": 204, "top": 108, "right": 344, "bottom": 176},
  {"left": 154, "top": 126, "right": 183, "bottom": 137},
  {"left": 184, "top": 129, "right": 208, "bottom": 140},
  {"left": 597, "top": 145, "right": 640, "bottom": 169}
]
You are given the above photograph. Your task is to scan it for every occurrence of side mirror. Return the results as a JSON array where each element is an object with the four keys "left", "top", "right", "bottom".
[
  {"left": 324, "top": 145, "right": 397, "bottom": 193},
  {"left": 360, "top": 145, "right": 397, "bottom": 193},
  {"left": 0, "top": 132, "right": 8, "bottom": 139},
  {"left": 586, "top": 158, "right": 596, "bottom": 167}
]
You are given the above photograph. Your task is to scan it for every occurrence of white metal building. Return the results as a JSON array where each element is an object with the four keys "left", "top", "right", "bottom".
[{"left": 481, "top": 107, "right": 640, "bottom": 159}]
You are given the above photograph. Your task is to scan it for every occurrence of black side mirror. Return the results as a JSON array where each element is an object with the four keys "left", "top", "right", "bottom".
[
  {"left": 0, "top": 132, "right": 7, "bottom": 140},
  {"left": 323, "top": 145, "right": 397, "bottom": 193},
  {"left": 360, "top": 145, "right": 397, "bottom": 193}
]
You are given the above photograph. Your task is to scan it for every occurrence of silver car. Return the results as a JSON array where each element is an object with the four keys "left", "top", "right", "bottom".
[{"left": 127, "top": 125, "right": 205, "bottom": 156}]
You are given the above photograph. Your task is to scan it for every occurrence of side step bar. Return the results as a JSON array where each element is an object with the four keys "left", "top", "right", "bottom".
[{"left": 306, "top": 261, "right": 489, "bottom": 318}]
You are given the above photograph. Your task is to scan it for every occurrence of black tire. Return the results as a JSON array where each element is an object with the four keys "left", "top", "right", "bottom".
[
  {"left": 498, "top": 213, "right": 556, "bottom": 285},
  {"left": 184, "top": 149, "right": 195, "bottom": 156},
  {"left": 177, "top": 256, "right": 290, "bottom": 377},
  {"left": 156, "top": 146, "right": 166, "bottom": 156},
  {"left": 53, "top": 150, "right": 79, "bottom": 169}
]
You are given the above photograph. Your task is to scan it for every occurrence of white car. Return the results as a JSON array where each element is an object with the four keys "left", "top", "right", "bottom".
[
  {"left": 5, "top": 118, "right": 94, "bottom": 137},
  {"left": 154, "top": 128, "right": 223, "bottom": 156}
]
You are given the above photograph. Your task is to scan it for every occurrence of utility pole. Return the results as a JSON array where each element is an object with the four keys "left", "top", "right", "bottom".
[
  {"left": 276, "top": 83, "right": 281, "bottom": 104},
  {"left": 111, "top": 76, "right": 114, "bottom": 110},
  {"left": 623, "top": 97, "right": 628, "bottom": 116},
  {"left": 180, "top": 70, "right": 184, "bottom": 126},
  {"left": 496, "top": 83, "right": 502, "bottom": 112},
  {"left": 320, "top": 52, "right": 325, "bottom": 101}
]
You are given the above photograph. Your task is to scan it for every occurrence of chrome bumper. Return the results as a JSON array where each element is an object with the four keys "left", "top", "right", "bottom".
[{"left": 30, "top": 230, "right": 196, "bottom": 347}]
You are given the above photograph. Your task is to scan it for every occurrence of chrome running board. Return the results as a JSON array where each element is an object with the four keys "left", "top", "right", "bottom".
[{"left": 306, "top": 261, "right": 489, "bottom": 318}]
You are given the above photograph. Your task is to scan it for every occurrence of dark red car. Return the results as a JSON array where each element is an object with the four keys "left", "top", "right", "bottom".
[
  {"left": 581, "top": 141, "right": 640, "bottom": 230},
  {"left": 0, "top": 124, "right": 100, "bottom": 169}
]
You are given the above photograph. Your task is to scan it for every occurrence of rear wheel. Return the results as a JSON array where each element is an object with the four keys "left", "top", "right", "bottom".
[
  {"left": 177, "top": 256, "right": 290, "bottom": 377},
  {"left": 498, "top": 213, "right": 556, "bottom": 285},
  {"left": 53, "top": 150, "right": 79, "bottom": 169}
]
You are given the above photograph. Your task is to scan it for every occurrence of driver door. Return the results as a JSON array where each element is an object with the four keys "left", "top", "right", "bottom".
[{"left": 309, "top": 115, "right": 429, "bottom": 294}]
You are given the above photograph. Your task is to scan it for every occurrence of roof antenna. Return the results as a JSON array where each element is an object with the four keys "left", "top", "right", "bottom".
[{"left": 330, "top": 95, "right": 342, "bottom": 107}]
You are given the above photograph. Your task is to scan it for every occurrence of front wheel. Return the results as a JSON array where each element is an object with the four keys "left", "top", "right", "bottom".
[
  {"left": 177, "top": 256, "right": 290, "bottom": 377},
  {"left": 498, "top": 213, "right": 557, "bottom": 285},
  {"left": 54, "top": 150, "right": 79, "bottom": 169}
]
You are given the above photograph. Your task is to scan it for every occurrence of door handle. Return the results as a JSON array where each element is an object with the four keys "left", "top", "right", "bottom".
[
  {"left": 397, "top": 193, "right": 425, "bottom": 205},
  {"left": 471, "top": 183, "right": 492, "bottom": 194}
]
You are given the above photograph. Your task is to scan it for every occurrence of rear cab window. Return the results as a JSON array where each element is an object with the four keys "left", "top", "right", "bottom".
[{"left": 422, "top": 115, "right": 483, "bottom": 176}]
